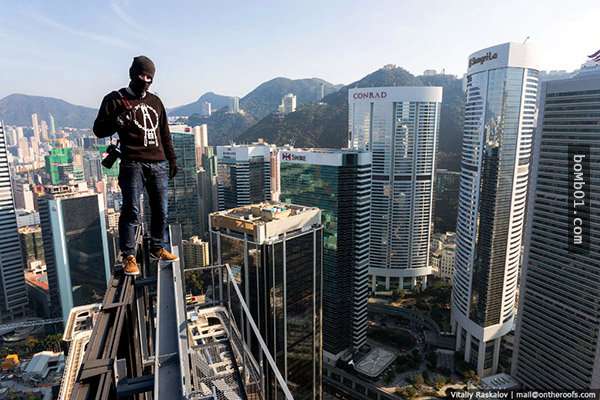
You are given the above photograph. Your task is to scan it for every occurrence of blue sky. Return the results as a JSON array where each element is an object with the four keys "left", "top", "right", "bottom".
[{"left": 0, "top": 0, "right": 598, "bottom": 108}]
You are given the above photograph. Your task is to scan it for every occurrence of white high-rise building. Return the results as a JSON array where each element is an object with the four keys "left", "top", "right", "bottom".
[
  {"left": 201, "top": 101, "right": 211, "bottom": 117},
  {"left": 31, "top": 113, "right": 40, "bottom": 141},
  {"left": 13, "top": 182, "right": 35, "bottom": 210},
  {"left": 49, "top": 113, "right": 56, "bottom": 137},
  {"left": 0, "top": 123, "right": 29, "bottom": 320},
  {"left": 512, "top": 69, "right": 600, "bottom": 389},
  {"left": 192, "top": 124, "right": 208, "bottom": 149},
  {"left": 349, "top": 86, "right": 442, "bottom": 291},
  {"left": 451, "top": 42, "right": 540, "bottom": 377},
  {"left": 5, "top": 127, "right": 17, "bottom": 147},
  {"left": 17, "top": 137, "right": 30, "bottom": 164},
  {"left": 229, "top": 96, "right": 240, "bottom": 113},
  {"left": 41, "top": 120, "right": 49, "bottom": 141},
  {"left": 280, "top": 93, "right": 297, "bottom": 114}
]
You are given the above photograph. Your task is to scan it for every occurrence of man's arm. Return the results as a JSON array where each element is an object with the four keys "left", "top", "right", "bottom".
[
  {"left": 93, "top": 93, "right": 119, "bottom": 138},
  {"left": 159, "top": 100, "right": 176, "bottom": 162}
]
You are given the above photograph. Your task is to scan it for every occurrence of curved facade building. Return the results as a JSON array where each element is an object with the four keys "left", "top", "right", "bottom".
[
  {"left": 349, "top": 86, "right": 442, "bottom": 291},
  {"left": 512, "top": 70, "right": 600, "bottom": 389},
  {"left": 451, "top": 42, "right": 539, "bottom": 376}
]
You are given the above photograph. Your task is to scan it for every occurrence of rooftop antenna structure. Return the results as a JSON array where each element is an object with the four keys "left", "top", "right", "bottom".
[{"left": 523, "top": 36, "right": 530, "bottom": 44}]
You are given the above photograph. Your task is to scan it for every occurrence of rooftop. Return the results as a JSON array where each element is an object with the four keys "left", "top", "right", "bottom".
[
  {"left": 480, "top": 373, "right": 520, "bottom": 390},
  {"left": 210, "top": 202, "right": 321, "bottom": 243},
  {"left": 60, "top": 227, "right": 293, "bottom": 400},
  {"left": 25, "top": 271, "right": 49, "bottom": 291},
  {"left": 353, "top": 346, "right": 396, "bottom": 378}
]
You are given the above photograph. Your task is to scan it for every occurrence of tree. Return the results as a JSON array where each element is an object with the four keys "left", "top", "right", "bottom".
[
  {"left": 463, "top": 369, "right": 477, "bottom": 381},
  {"left": 435, "top": 375, "right": 447, "bottom": 390},
  {"left": 185, "top": 271, "right": 204, "bottom": 295},
  {"left": 25, "top": 336, "right": 39, "bottom": 354},
  {"left": 414, "top": 373, "right": 424, "bottom": 389},
  {"left": 405, "top": 386, "right": 417, "bottom": 399}
]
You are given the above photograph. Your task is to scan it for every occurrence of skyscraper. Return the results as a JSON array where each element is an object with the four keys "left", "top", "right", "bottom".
[
  {"left": 45, "top": 147, "right": 76, "bottom": 185},
  {"left": 13, "top": 182, "right": 35, "bottom": 210},
  {"left": 192, "top": 124, "right": 208, "bottom": 166},
  {"left": 31, "top": 113, "right": 40, "bottom": 142},
  {"left": 5, "top": 127, "right": 17, "bottom": 147},
  {"left": 229, "top": 96, "right": 240, "bottom": 113},
  {"left": 166, "top": 126, "right": 202, "bottom": 239},
  {"left": 349, "top": 86, "right": 442, "bottom": 291},
  {"left": 198, "top": 145, "right": 218, "bottom": 238},
  {"left": 512, "top": 71, "right": 600, "bottom": 388},
  {"left": 279, "top": 148, "right": 370, "bottom": 359},
  {"left": 279, "top": 93, "right": 297, "bottom": 114},
  {"left": 82, "top": 151, "right": 103, "bottom": 184},
  {"left": 201, "top": 101, "right": 211, "bottom": 117},
  {"left": 216, "top": 143, "right": 272, "bottom": 210},
  {"left": 0, "top": 123, "right": 29, "bottom": 320},
  {"left": 210, "top": 203, "right": 323, "bottom": 399},
  {"left": 451, "top": 42, "right": 540, "bottom": 376},
  {"left": 40, "top": 120, "right": 49, "bottom": 142},
  {"left": 18, "top": 136, "right": 31, "bottom": 164},
  {"left": 182, "top": 236, "right": 209, "bottom": 270},
  {"left": 19, "top": 226, "right": 45, "bottom": 268},
  {"left": 39, "top": 184, "right": 111, "bottom": 321},
  {"left": 433, "top": 169, "right": 460, "bottom": 233},
  {"left": 49, "top": 113, "right": 56, "bottom": 137}
]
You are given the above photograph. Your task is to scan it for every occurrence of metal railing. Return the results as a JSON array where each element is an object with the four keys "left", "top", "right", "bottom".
[
  {"left": 63, "top": 223, "right": 292, "bottom": 400},
  {"left": 182, "top": 264, "right": 294, "bottom": 400}
]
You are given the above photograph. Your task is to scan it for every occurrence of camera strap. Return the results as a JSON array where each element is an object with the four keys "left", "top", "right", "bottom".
[{"left": 114, "top": 89, "right": 133, "bottom": 111}]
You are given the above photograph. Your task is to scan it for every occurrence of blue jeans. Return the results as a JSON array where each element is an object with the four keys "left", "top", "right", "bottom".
[{"left": 118, "top": 159, "right": 169, "bottom": 256}]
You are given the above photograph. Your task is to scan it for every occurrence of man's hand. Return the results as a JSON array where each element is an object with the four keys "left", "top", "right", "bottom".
[
  {"left": 169, "top": 160, "right": 178, "bottom": 179},
  {"left": 115, "top": 109, "right": 133, "bottom": 129}
]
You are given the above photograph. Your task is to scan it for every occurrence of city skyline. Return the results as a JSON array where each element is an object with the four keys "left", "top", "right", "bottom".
[
  {"left": 1, "top": 12, "right": 599, "bottom": 392},
  {"left": 0, "top": 0, "right": 598, "bottom": 108}
]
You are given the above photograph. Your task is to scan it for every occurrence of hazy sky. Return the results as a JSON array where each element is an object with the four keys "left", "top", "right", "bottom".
[{"left": 0, "top": 0, "right": 599, "bottom": 108}]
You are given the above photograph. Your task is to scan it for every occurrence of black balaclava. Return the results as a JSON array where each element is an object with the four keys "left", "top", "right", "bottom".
[{"left": 129, "top": 56, "right": 155, "bottom": 96}]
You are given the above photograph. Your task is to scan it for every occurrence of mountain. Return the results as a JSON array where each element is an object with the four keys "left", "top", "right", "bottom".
[
  {"left": 186, "top": 110, "right": 257, "bottom": 145},
  {"left": 0, "top": 93, "right": 97, "bottom": 128},
  {"left": 169, "top": 92, "right": 233, "bottom": 116},
  {"left": 240, "top": 77, "right": 342, "bottom": 120},
  {"left": 239, "top": 67, "right": 464, "bottom": 170}
]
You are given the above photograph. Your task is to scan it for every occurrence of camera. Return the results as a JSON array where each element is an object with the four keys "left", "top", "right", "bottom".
[{"left": 102, "top": 143, "right": 121, "bottom": 169}]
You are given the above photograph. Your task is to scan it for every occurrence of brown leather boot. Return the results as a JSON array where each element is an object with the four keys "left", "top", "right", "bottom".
[
  {"left": 150, "top": 248, "right": 179, "bottom": 263},
  {"left": 123, "top": 255, "right": 140, "bottom": 276}
]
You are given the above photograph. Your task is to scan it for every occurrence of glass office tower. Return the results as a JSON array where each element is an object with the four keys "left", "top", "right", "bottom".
[
  {"left": 168, "top": 126, "right": 202, "bottom": 239},
  {"left": 210, "top": 203, "right": 323, "bottom": 400},
  {"left": 0, "top": 123, "right": 28, "bottom": 320},
  {"left": 349, "top": 86, "right": 442, "bottom": 291},
  {"left": 451, "top": 42, "right": 539, "bottom": 376},
  {"left": 279, "top": 148, "right": 370, "bottom": 359},
  {"left": 216, "top": 143, "right": 272, "bottom": 210},
  {"left": 512, "top": 70, "right": 600, "bottom": 389},
  {"left": 39, "top": 185, "right": 111, "bottom": 321}
]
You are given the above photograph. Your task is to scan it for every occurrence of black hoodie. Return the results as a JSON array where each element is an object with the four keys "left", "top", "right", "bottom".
[{"left": 93, "top": 88, "right": 176, "bottom": 162}]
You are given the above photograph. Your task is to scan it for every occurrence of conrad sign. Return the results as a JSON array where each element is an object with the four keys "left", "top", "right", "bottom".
[{"left": 351, "top": 91, "right": 388, "bottom": 100}]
